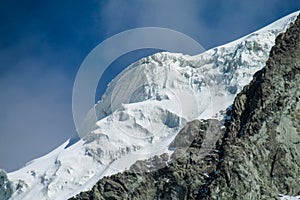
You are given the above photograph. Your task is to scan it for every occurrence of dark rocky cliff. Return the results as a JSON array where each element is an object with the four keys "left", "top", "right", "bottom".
[
  {"left": 70, "top": 14, "right": 300, "bottom": 200},
  {"left": 0, "top": 170, "right": 13, "bottom": 200},
  {"left": 204, "top": 13, "right": 300, "bottom": 200}
]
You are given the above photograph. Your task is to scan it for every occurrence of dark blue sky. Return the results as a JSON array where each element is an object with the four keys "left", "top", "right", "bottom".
[{"left": 0, "top": 0, "right": 299, "bottom": 172}]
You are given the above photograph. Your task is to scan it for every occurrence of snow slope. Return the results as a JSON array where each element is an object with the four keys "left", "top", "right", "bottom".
[{"left": 6, "top": 11, "right": 299, "bottom": 200}]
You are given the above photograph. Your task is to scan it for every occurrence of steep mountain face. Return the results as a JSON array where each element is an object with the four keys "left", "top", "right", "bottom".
[
  {"left": 70, "top": 14, "right": 300, "bottom": 200},
  {"left": 2, "top": 11, "right": 299, "bottom": 200},
  {"left": 205, "top": 13, "right": 300, "bottom": 199}
]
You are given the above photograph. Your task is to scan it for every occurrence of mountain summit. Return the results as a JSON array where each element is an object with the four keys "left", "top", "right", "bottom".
[
  {"left": 71, "top": 13, "right": 300, "bottom": 200},
  {"left": 1, "top": 11, "right": 299, "bottom": 200}
]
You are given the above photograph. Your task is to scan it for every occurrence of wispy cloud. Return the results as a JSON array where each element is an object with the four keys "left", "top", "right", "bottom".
[
  {"left": 0, "top": 0, "right": 102, "bottom": 171},
  {"left": 100, "top": 0, "right": 300, "bottom": 48}
]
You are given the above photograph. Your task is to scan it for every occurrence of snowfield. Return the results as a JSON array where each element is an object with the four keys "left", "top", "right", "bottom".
[{"left": 6, "top": 11, "right": 300, "bottom": 200}]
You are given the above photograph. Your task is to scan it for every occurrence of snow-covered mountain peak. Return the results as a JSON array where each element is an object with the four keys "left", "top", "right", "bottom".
[
  {"left": 94, "top": 11, "right": 299, "bottom": 122},
  {"left": 5, "top": 11, "right": 300, "bottom": 200}
]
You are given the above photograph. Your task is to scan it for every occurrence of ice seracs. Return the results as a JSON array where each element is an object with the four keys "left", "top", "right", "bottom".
[{"left": 5, "top": 11, "right": 300, "bottom": 200}]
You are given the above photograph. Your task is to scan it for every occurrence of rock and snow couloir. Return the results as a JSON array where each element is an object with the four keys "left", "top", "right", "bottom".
[{"left": 3, "top": 11, "right": 299, "bottom": 200}]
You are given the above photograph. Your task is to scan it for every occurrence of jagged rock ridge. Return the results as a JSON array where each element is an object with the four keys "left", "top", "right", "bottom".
[
  {"left": 70, "top": 14, "right": 300, "bottom": 200},
  {"left": 204, "top": 13, "right": 300, "bottom": 199}
]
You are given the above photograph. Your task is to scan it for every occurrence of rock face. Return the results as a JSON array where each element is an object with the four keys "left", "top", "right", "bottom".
[
  {"left": 70, "top": 119, "right": 224, "bottom": 200},
  {"left": 0, "top": 170, "right": 13, "bottom": 200},
  {"left": 70, "top": 14, "right": 300, "bottom": 200},
  {"left": 204, "top": 13, "right": 300, "bottom": 200}
]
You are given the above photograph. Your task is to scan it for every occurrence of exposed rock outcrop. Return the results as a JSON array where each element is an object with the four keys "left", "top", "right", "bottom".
[
  {"left": 0, "top": 170, "right": 13, "bottom": 200},
  {"left": 70, "top": 14, "right": 300, "bottom": 200},
  {"left": 203, "top": 13, "right": 300, "bottom": 200},
  {"left": 70, "top": 119, "right": 224, "bottom": 200}
]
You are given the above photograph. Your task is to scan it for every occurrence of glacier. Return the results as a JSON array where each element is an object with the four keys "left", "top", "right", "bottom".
[{"left": 5, "top": 11, "right": 299, "bottom": 200}]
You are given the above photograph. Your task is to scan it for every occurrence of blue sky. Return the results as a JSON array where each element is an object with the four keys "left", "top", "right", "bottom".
[{"left": 0, "top": 0, "right": 299, "bottom": 172}]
